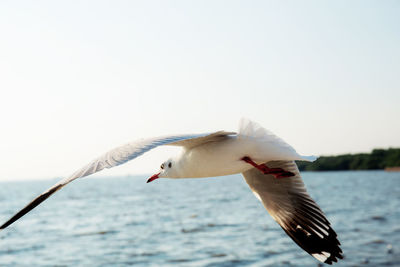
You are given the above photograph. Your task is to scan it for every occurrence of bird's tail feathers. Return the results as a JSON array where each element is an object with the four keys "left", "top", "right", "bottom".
[{"left": 300, "top": 155, "right": 318, "bottom": 162}]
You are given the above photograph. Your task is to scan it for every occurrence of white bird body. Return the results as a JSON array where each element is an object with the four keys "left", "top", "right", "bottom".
[
  {"left": 172, "top": 136, "right": 255, "bottom": 178},
  {"left": 0, "top": 118, "right": 342, "bottom": 265},
  {"left": 173, "top": 135, "right": 311, "bottom": 179}
]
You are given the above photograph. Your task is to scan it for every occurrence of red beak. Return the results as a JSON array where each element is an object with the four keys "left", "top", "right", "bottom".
[{"left": 147, "top": 172, "right": 160, "bottom": 183}]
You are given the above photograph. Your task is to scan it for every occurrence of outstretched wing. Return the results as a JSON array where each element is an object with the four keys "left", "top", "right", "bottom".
[
  {"left": 242, "top": 161, "right": 343, "bottom": 264},
  {"left": 0, "top": 131, "right": 235, "bottom": 230}
]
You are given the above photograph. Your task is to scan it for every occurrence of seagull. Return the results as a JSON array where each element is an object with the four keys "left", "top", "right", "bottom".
[{"left": 0, "top": 118, "right": 343, "bottom": 264}]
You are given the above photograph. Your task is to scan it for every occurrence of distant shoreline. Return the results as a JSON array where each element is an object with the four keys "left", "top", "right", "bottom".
[
  {"left": 384, "top": 167, "right": 400, "bottom": 172},
  {"left": 296, "top": 148, "right": 400, "bottom": 172}
]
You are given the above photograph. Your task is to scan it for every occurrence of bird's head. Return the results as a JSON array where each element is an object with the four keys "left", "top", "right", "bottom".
[{"left": 147, "top": 158, "right": 177, "bottom": 183}]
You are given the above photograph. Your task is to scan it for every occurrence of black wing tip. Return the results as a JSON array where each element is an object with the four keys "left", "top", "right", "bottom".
[
  {"left": 282, "top": 223, "right": 343, "bottom": 265},
  {"left": 323, "top": 251, "right": 344, "bottom": 265},
  {"left": 0, "top": 184, "right": 63, "bottom": 230}
]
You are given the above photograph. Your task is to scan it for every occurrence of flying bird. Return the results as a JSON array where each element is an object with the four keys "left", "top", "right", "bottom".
[{"left": 0, "top": 119, "right": 343, "bottom": 264}]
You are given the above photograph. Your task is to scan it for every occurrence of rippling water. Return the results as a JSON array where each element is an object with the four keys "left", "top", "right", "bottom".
[{"left": 0, "top": 171, "right": 399, "bottom": 266}]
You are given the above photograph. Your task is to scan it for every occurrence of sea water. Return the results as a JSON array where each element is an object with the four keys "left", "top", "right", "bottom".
[{"left": 0, "top": 171, "right": 399, "bottom": 266}]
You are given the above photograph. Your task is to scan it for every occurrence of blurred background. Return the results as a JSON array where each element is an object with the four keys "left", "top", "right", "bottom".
[
  {"left": 0, "top": 0, "right": 399, "bottom": 181},
  {"left": 0, "top": 1, "right": 399, "bottom": 266}
]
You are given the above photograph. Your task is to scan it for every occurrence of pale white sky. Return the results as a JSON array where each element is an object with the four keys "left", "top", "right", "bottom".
[{"left": 0, "top": 1, "right": 399, "bottom": 181}]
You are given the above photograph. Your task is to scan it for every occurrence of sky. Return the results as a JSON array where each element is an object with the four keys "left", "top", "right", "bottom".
[{"left": 0, "top": 1, "right": 399, "bottom": 181}]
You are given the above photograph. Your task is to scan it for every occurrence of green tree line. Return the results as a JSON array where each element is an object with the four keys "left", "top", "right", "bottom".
[{"left": 296, "top": 148, "right": 400, "bottom": 171}]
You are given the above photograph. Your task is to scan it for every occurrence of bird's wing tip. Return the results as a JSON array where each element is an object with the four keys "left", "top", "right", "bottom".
[
  {"left": 0, "top": 183, "right": 64, "bottom": 231},
  {"left": 312, "top": 251, "right": 343, "bottom": 264}
]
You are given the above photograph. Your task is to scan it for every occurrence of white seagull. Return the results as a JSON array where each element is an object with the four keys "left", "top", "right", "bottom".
[{"left": 0, "top": 119, "right": 343, "bottom": 264}]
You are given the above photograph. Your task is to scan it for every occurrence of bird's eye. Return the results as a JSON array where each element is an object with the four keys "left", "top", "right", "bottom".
[
  {"left": 168, "top": 162, "right": 172, "bottom": 168},
  {"left": 161, "top": 163, "right": 165, "bottom": 169}
]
